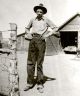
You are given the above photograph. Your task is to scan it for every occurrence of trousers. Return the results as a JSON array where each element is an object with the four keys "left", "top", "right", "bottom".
[{"left": 27, "top": 34, "right": 46, "bottom": 85}]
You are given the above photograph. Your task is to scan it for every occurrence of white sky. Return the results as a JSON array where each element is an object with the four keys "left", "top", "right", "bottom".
[{"left": 0, "top": 0, "right": 80, "bottom": 38}]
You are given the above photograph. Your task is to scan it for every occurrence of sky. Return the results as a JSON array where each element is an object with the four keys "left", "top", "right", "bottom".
[{"left": 0, "top": 0, "right": 80, "bottom": 38}]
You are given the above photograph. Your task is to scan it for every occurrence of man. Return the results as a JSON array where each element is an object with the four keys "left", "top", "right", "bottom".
[{"left": 24, "top": 3, "right": 58, "bottom": 93}]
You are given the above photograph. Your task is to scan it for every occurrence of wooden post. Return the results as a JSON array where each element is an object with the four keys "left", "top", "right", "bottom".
[
  {"left": 9, "top": 23, "right": 20, "bottom": 96},
  {"left": 77, "top": 31, "right": 80, "bottom": 57}
]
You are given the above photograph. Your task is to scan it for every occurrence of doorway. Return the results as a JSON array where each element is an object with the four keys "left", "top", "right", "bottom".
[{"left": 60, "top": 31, "right": 78, "bottom": 48}]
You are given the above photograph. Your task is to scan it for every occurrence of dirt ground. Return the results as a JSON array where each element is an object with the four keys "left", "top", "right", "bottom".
[
  {"left": 0, "top": 51, "right": 80, "bottom": 96},
  {"left": 17, "top": 51, "right": 80, "bottom": 96}
]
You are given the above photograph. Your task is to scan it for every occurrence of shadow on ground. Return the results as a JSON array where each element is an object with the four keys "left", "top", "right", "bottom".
[
  {"left": 24, "top": 75, "right": 56, "bottom": 90},
  {"left": 0, "top": 93, "right": 8, "bottom": 96}
]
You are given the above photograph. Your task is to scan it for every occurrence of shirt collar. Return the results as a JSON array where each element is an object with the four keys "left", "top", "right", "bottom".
[{"left": 35, "top": 16, "right": 44, "bottom": 20}]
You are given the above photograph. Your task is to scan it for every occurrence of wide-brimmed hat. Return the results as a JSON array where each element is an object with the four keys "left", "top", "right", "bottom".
[{"left": 34, "top": 3, "right": 47, "bottom": 14}]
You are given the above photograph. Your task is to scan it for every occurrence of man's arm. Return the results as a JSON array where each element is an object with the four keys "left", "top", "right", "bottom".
[
  {"left": 42, "top": 18, "right": 59, "bottom": 38},
  {"left": 25, "top": 19, "right": 33, "bottom": 40},
  {"left": 44, "top": 27, "right": 58, "bottom": 38},
  {"left": 25, "top": 19, "right": 33, "bottom": 34},
  {"left": 42, "top": 26, "right": 59, "bottom": 38},
  {"left": 47, "top": 18, "right": 59, "bottom": 37},
  {"left": 25, "top": 28, "right": 32, "bottom": 40}
]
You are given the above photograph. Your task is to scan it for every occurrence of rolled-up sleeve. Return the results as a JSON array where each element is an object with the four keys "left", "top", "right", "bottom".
[
  {"left": 43, "top": 18, "right": 58, "bottom": 37},
  {"left": 46, "top": 18, "right": 56, "bottom": 29},
  {"left": 25, "top": 19, "right": 33, "bottom": 34},
  {"left": 26, "top": 19, "right": 33, "bottom": 29}
]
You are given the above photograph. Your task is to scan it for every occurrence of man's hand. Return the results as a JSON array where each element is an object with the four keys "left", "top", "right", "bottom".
[
  {"left": 52, "top": 31, "right": 60, "bottom": 38},
  {"left": 25, "top": 33, "right": 33, "bottom": 40}
]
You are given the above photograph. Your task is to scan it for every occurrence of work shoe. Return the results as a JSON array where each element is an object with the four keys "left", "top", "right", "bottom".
[
  {"left": 24, "top": 84, "right": 33, "bottom": 91},
  {"left": 37, "top": 84, "right": 44, "bottom": 93}
]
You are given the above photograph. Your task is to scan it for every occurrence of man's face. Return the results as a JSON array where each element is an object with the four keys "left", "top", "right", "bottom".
[{"left": 36, "top": 9, "right": 44, "bottom": 18}]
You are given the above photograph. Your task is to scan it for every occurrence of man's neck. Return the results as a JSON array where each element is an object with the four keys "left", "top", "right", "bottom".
[{"left": 36, "top": 16, "right": 43, "bottom": 20}]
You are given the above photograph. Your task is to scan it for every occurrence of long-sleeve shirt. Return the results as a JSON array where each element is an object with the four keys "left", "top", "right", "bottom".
[{"left": 25, "top": 16, "right": 57, "bottom": 37}]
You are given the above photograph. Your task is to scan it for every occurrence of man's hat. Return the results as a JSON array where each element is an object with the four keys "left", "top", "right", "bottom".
[{"left": 34, "top": 3, "right": 47, "bottom": 14}]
